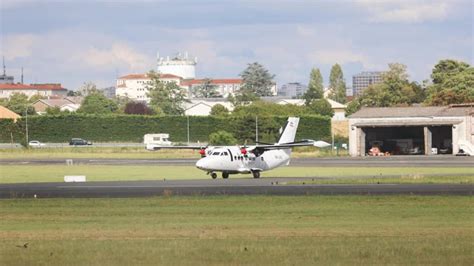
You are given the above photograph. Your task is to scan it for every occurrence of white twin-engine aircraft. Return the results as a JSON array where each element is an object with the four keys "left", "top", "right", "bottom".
[{"left": 149, "top": 117, "right": 329, "bottom": 179}]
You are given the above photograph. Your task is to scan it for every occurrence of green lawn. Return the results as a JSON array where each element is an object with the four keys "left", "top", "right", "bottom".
[
  {"left": 0, "top": 196, "right": 472, "bottom": 265},
  {"left": 1, "top": 165, "right": 473, "bottom": 183},
  {"left": 0, "top": 146, "right": 345, "bottom": 159}
]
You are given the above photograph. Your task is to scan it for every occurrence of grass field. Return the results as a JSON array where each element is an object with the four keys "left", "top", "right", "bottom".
[
  {"left": 0, "top": 196, "right": 472, "bottom": 265},
  {"left": 0, "top": 146, "right": 347, "bottom": 159},
  {"left": 1, "top": 165, "right": 473, "bottom": 183}
]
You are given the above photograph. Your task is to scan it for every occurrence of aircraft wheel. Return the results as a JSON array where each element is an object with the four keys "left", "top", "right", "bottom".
[
  {"left": 211, "top": 173, "right": 217, "bottom": 179},
  {"left": 252, "top": 171, "right": 260, "bottom": 179},
  {"left": 222, "top": 172, "right": 229, "bottom": 179}
]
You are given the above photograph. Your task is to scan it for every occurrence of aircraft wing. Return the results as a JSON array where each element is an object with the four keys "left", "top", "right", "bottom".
[
  {"left": 250, "top": 140, "right": 318, "bottom": 151},
  {"left": 146, "top": 144, "right": 209, "bottom": 151}
]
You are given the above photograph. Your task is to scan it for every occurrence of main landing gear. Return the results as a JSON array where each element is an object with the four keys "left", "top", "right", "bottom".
[
  {"left": 210, "top": 172, "right": 229, "bottom": 179},
  {"left": 252, "top": 171, "right": 260, "bottom": 179}
]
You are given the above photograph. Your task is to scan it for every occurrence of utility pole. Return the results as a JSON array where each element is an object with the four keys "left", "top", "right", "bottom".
[
  {"left": 255, "top": 116, "right": 258, "bottom": 143},
  {"left": 25, "top": 108, "right": 29, "bottom": 146},
  {"left": 187, "top": 116, "right": 190, "bottom": 144}
]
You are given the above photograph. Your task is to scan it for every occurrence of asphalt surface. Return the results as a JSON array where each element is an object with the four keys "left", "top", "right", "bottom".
[
  {"left": 1, "top": 156, "right": 473, "bottom": 167},
  {"left": 0, "top": 178, "right": 472, "bottom": 198}
]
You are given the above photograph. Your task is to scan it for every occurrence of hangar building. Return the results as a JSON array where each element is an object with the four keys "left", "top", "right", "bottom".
[{"left": 348, "top": 104, "right": 474, "bottom": 156}]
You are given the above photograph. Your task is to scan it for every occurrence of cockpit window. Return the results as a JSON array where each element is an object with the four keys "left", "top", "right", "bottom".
[
  {"left": 212, "top": 152, "right": 221, "bottom": 156},
  {"left": 222, "top": 152, "right": 228, "bottom": 156}
]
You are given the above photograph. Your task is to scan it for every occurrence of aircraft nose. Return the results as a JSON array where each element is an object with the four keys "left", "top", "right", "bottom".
[{"left": 195, "top": 158, "right": 207, "bottom": 170}]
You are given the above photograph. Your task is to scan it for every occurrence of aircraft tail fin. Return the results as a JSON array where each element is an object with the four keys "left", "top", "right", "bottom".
[{"left": 277, "top": 117, "right": 300, "bottom": 144}]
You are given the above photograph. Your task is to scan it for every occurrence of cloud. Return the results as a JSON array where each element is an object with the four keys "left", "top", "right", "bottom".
[
  {"left": 80, "top": 43, "right": 149, "bottom": 71},
  {"left": 309, "top": 49, "right": 369, "bottom": 66},
  {"left": 356, "top": 0, "right": 451, "bottom": 23},
  {"left": 2, "top": 34, "right": 37, "bottom": 60}
]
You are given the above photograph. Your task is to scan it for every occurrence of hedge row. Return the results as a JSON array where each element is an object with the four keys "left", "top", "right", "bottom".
[{"left": 0, "top": 114, "right": 330, "bottom": 144}]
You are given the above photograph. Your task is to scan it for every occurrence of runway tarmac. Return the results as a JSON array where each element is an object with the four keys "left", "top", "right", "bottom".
[
  {"left": 1, "top": 156, "right": 473, "bottom": 167},
  {"left": 0, "top": 178, "right": 472, "bottom": 198}
]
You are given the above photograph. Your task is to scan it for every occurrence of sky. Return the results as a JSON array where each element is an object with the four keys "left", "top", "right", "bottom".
[{"left": 0, "top": 0, "right": 473, "bottom": 91}]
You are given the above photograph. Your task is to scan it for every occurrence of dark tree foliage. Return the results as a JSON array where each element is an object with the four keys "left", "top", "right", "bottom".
[
  {"left": 328, "top": 64, "right": 347, "bottom": 104},
  {"left": 306, "top": 99, "right": 334, "bottom": 118},
  {"left": 208, "top": 130, "right": 237, "bottom": 145},
  {"left": 210, "top": 104, "right": 229, "bottom": 116},
  {"left": 425, "top": 59, "right": 474, "bottom": 105},
  {"left": 303, "top": 68, "right": 324, "bottom": 105},
  {"left": 234, "top": 62, "right": 275, "bottom": 105},
  {"left": 124, "top": 101, "right": 154, "bottom": 115},
  {"left": 77, "top": 91, "right": 118, "bottom": 114}
]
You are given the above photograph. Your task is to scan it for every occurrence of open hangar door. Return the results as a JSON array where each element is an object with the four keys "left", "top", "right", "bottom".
[
  {"left": 362, "top": 125, "right": 453, "bottom": 155},
  {"left": 363, "top": 126, "right": 425, "bottom": 155},
  {"left": 430, "top": 126, "right": 453, "bottom": 154}
]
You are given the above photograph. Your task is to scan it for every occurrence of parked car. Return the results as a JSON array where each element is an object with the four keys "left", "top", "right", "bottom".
[
  {"left": 69, "top": 138, "right": 92, "bottom": 146},
  {"left": 28, "top": 140, "right": 46, "bottom": 147}
]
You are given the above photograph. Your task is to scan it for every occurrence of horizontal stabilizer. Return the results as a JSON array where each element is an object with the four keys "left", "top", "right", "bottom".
[{"left": 313, "top": 141, "right": 331, "bottom": 148}]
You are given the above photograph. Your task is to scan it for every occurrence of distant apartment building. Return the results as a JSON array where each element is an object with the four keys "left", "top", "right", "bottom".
[
  {"left": 0, "top": 83, "right": 67, "bottom": 99},
  {"left": 115, "top": 73, "right": 182, "bottom": 102},
  {"left": 278, "top": 82, "right": 307, "bottom": 98},
  {"left": 352, "top": 71, "right": 384, "bottom": 96}
]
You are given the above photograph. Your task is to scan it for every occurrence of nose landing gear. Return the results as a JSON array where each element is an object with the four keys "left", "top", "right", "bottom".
[{"left": 210, "top": 172, "right": 217, "bottom": 179}]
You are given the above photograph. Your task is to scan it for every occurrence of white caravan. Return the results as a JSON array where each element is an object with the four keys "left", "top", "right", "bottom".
[
  {"left": 144, "top": 133, "right": 172, "bottom": 150},
  {"left": 148, "top": 117, "right": 330, "bottom": 179}
]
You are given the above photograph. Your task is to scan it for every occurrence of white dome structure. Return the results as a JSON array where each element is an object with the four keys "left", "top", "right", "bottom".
[{"left": 157, "top": 52, "right": 197, "bottom": 79}]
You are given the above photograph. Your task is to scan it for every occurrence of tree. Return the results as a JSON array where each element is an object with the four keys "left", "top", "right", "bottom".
[
  {"left": 210, "top": 104, "right": 229, "bottom": 116},
  {"left": 236, "top": 62, "right": 275, "bottom": 104},
  {"left": 328, "top": 64, "right": 347, "bottom": 104},
  {"left": 192, "top": 78, "right": 220, "bottom": 98},
  {"left": 6, "top": 93, "right": 35, "bottom": 115},
  {"left": 146, "top": 71, "right": 189, "bottom": 115},
  {"left": 306, "top": 99, "right": 334, "bottom": 117},
  {"left": 348, "top": 63, "right": 425, "bottom": 113},
  {"left": 232, "top": 101, "right": 306, "bottom": 117},
  {"left": 67, "top": 90, "right": 82, "bottom": 96},
  {"left": 303, "top": 68, "right": 324, "bottom": 105},
  {"left": 78, "top": 82, "right": 99, "bottom": 96},
  {"left": 77, "top": 91, "right": 118, "bottom": 114},
  {"left": 345, "top": 99, "right": 362, "bottom": 117},
  {"left": 209, "top": 130, "right": 237, "bottom": 145},
  {"left": 425, "top": 59, "right": 474, "bottom": 105},
  {"left": 45, "top": 106, "right": 62, "bottom": 115},
  {"left": 124, "top": 101, "right": 154, "bottom": 115},
  {"left": 29, "top": 94, "right": 45, "bottom": 104}
]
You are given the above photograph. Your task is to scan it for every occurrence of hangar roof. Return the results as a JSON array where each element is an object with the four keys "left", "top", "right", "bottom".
[{"left": 350, "top": 105, "right": 474, "bottom": 118}]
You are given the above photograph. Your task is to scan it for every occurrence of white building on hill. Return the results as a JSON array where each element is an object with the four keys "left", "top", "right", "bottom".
[
  {"left": 180, "top": 79, "right": 242, "bottom": 98},
  {"left": 115, "top": 73, "right": 182, "bottom": 102},
  {"left": 0, "top": 83, "right": 67, "bottom": 99}
]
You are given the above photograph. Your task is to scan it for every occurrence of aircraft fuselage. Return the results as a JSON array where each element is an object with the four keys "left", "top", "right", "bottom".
[{"left": 195, "top": 146, "right": 291, "bottom": 174}]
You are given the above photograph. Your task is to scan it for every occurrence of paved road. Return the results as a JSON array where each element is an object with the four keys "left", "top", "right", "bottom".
[
  {"left": 0, "top": 178, "right": 472, "bottom": 198},
  {"left": 1, "top": 156, "right": 473, "bottom": 167}
]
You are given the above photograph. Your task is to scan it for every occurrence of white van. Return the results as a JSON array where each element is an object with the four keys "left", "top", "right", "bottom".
[{"left": 144, "top": 134, "right": 172, "bottom": 150}]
